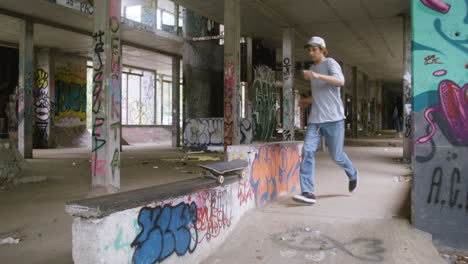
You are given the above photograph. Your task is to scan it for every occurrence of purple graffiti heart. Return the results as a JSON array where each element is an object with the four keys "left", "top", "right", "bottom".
[
  {"left": 420, "top": 0, "right": 451, "bottom": 14},
  {"left": 417, "top": 80, "right": 468, "bottom": 144}
]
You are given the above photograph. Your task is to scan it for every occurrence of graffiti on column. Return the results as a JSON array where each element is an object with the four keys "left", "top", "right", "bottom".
[
  {"left": 55, "top": 63, "right": 87, "bottom": 127},
  {"left": 416, "top": 80, "right": 468, "bottom": 144},
  {"left": 109, "top": 4, "right": 121, "bottom": 179},
  {"left": 224, "top": 61, "right": 236, "bottom": 148},
  {"left": 403, "top": 14, "right": 413, "bottom": 139},
  {"left": 252, "top": 65, "right": 276, "bottom": 141},
  {"left": 34, "top": 69, "right": 51, "bottom": 145},
  {"left": 283, "top": 58, "right": 293, "bottom": 141},
  {"left": 412, "top": 0, "right": 468, "bottom": 242},
  {"left": 92, "top": 29, "right": 107, "bottom": 177}
]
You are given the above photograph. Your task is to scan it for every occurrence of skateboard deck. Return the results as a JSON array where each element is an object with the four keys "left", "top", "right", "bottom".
[{"left": 198, "top": 159, "right": 248, "bottom": 183}]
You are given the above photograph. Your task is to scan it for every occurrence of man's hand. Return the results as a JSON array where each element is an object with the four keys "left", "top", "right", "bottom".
[
  {"left": 302, "top": 70, "right": 319, "bottom": 81},
  {"left": 299, "top": 97, "right": 313, "bottom": 108}
]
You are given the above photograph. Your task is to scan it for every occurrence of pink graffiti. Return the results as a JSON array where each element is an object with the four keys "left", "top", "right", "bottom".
[
  {"left": 417, "top": 80, "right": 468, "bottom": 144},
  {"left": 193, "top": 190, "right": 232, "bottom": 244},
  {"left": 238, "top": 178, "right": 254, "bottom": 206},
  {"left": 420, "top": 0, "right": 451, "bottom": 14},
  {"left": 91, "top": 154, "right": 107, "bottom": 175},
  {"left": 433, "top": 70, "right": 447, "bottom": 76}
]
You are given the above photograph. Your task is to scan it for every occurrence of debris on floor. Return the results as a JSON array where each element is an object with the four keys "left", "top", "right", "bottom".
[
  {"left": 440, "top": 252, "right": 468, "bottom": 264},
  {"left": 393, "top": 175, "right": 412, "bottom": 183},
  {"left": 162, "top": 155, "right": 221, "bottom": 162},
  {"left": 0, "top": 237, "right": 20, "bottom": 245},
  {"left": 179, "top": 170, "right": 196, "bottom": 174}
]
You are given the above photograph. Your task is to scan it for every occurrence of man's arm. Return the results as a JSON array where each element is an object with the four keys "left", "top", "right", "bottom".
[
  {"left": 299, "top": 96, "right": 313, "bottom": 108},
  {"left": 302, "top": 70, "right": 345, "bottom": 87}
]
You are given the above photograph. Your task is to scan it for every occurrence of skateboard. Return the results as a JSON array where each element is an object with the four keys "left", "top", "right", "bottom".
[{"left": 198, "top": 159, "right": 248, "bottom": 184}]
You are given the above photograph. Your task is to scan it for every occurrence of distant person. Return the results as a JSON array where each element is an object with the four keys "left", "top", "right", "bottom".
[
  {"left": 393, "top": 96, "right": 403, "bottom": 138},
  {"left": 293, "top": 36, "right": 358, "bottom": 204}
]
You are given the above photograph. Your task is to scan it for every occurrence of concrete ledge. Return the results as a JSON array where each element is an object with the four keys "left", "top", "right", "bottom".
[
  {"left": 67, "top": 141, "right": 303, "bottom": 264},
  {"left": 66, "top": 177, "right": 237, "bottom": 218}
]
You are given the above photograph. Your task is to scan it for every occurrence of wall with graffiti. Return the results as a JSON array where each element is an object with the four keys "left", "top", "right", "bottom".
[
  {"left": 183, "top": 118, "right": 253, "bottom": 148},
  {"left": 70, "top": 141, "right": 302, "bottom": 263},
  {"left": 53, "top": 54, "right": 89, "bottom": 148},
  {"left": 412, "top": 0, "right": 468, "bottom": 250},
  {"left": 122, "top": 126, "right": 172, "bottom": 144},
  {"left": 252, "top": 65, "right": 277, "bottom": 141}
]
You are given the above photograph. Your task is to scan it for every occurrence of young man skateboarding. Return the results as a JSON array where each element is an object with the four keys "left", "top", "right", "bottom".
[{"left": 293, "top": 36, "right": 358, "bottom": 204}]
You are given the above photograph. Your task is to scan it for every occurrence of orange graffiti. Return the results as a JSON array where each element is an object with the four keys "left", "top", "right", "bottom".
[{"left": 250, "top": 144, "right": 301, "bottom": 205}]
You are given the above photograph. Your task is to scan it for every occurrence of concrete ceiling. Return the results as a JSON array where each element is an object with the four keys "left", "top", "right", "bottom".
[
  {"left": 0, "top": 0, "right": 409, "bottom": 81},
  {"left": 0, "top": 0, "right": 179, "bottom": 75},
  {"left": 174, "top": 0, "right": 409, "bottom": 82}
]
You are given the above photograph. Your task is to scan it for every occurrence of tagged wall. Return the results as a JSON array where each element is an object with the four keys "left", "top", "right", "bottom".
[
  {"left": 122, "top": 126, "right": 172, "bottom": 144},
  {"left": 53, "top": 54, "right": 89, "bottom": 148},
  {"left": 252, "top": 66, "right": 277, "bottom": 141},
  {"left": 69, "top": 141, "right": 302, "bottom": 264},
  {"left": 183, "top": 118, "right": 253, "bottom": 147},
  {"left": 412, "top": 0, "right": 468, "bottom": 250}
]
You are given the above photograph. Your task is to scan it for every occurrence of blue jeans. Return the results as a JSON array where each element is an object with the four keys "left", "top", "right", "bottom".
[{"left": 300, "top": 120, "right": 357, "bottom": 193}]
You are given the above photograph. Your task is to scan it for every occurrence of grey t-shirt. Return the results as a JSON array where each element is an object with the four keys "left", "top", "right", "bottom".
[{"left": 307, "top": 58, "right": 345, "bottom": 124}]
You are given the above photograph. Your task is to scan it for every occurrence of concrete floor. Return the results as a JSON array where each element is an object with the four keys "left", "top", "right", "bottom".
[
  {"left": 0, "top": 142, "right": 444, "bottom": 263},
  {"left": 203, "top": 146, "right": 446, "bottom": 264},
  {"left": 0, "top": 143, "right": 213, "bottom": 264}
]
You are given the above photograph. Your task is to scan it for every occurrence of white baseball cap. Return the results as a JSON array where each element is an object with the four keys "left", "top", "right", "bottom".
[{"left": 304, "top": 36, "right": 326, "bottom": 48}]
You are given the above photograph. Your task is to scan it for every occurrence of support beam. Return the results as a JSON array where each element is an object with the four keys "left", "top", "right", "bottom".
[
  {"left": 223, "top": 0, "right": 241, "bottom": 151},
  {"left": 282, "top": 28, "right": 295, "bottom": 141},
  {"left": 351, "top": 66, "right": 358, "bottom": 138},
  {"left": 402, "top": 14, "right": 412, "bottom": 160},
  {"left": 172, "top": 57, "right": 181, "bottom": 147},
  {"left": 91, "top": 0, "right": 122, "bottom": 195},
  {"left": 174, "top": 3, "right": 180, "bottom": 35},
  {"left": 34, "top": 48, "right": 54, "bottom": 149},
  {"left": 246, "top": 37, "right": 253, "bottom": 122},
  {"left": 18, "top": 20, "right": 34, "bottom": 158}
]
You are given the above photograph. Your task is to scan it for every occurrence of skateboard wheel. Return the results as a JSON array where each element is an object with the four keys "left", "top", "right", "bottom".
[
  {"left": 240, "top": 170, "right": 246, "bottom": 178},
  {"left": 217, "top": 175, "right": 224, "bottom": 184}
]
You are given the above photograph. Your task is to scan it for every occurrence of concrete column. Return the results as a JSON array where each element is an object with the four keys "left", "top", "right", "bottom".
[
  {"left": 91, "top": 0, "right": 122, "bottom": 194},
  {"left": 362, "top": 74, "right": 369, "bottom": 136},
  {"left": 402, "top": 14, "right": 412, "bottom": 160},
  {"left": 174, "top": 4, "right": 180, "bottom": 35},
  {"left": 172, "top": 56, "right": 181, "bottom": 147},
  {"left": 18, "top": 20, "right": 34, "bottom": 158},
  {"left": 34, "top": 49, "right": 53, "bottom": 149},
  {"left": 351, "top": 66, "right": 358, "bottom": 138},
  {"left": 223, "top": 0, "right": 241, "bottom": 151},
  {"left": 246, "top": 37, "right": 253, "bottom": 122},
  {"left": 282, "top": 28, "right": 295, "bottom": 141},
  {"left": 376, "top": 80, "right": 383, "bottom": 131}
]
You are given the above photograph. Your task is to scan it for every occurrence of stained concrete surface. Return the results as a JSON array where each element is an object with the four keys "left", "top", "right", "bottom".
[
  {"left": 0, "top": 143, "right": 443, "bottom": 264},
  {"left": 0, "top": 143, "right": 212, "bottom": 264},
  {"left": 202, "top": 146, "right": 445, "bottom": 264}
]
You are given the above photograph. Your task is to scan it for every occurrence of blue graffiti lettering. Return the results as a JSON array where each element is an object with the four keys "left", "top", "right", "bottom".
[{"left": 131, "top": 202, "right": 198, "bottom": 264}]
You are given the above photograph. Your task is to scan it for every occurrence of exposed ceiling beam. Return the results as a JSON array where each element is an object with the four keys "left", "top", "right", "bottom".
[{"left": 0, "top": 7, "right": 181, "bottom": 58}]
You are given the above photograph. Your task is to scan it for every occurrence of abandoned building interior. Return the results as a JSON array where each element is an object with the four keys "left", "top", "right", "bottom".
[{"left": 0, "top": 0, "right": 466, "bottom": 263}]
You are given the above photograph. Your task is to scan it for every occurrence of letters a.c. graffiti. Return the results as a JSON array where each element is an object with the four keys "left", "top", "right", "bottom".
[
  {"left": 131, "top": 202, "right": 198, "bottom": 264},
  {"left": 417, "top": 80, "right": 468, "bottom": 144}
]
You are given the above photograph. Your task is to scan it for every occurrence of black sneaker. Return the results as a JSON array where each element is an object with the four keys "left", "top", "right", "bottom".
[
  {"left": 349, "top": 170, "right": 358, "bottom": 193},
  {"left": 293, "top": 192, "right": 316, "bottom": 204}
]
